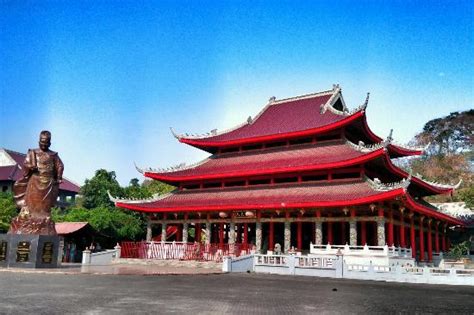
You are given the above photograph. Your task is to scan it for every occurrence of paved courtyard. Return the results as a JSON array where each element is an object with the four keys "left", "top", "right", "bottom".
[{"left": 0, "top": 272, "right": 472, "bottom": 314}]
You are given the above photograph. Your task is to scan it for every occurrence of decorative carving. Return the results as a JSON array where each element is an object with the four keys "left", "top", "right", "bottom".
[
  {"left": 315, "top": 222, "right": 323, "bottom": 245},
  {"left": 377, "top": 220, "right": 386, "bottom": 246},
  {"left": 349, "top": 221, "right": 357, "bottom": 246},
  {"left": 255, "top": 222, "right": 262, "bottom": 253},
  {"left": 284, "top": 221, "right": 291, "bottom": 253},
  {"left": 366, "top": 175, "right": 411, "bottom": 192}
]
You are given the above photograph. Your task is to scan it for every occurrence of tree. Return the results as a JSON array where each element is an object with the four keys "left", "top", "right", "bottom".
[
  {"left": 0, "top": 193, "right": 17, "bottom": 233},
  {"left": 411, "top": 110, "right": 473, "bottom": 156},
  {"left": 81, "top": 169, "right": 123, "bottom": 209},
  {"left": 407, "top": 110, "right": 473, "bottom": 204},
  {"left": 142, "top": 179, "right": 174, "bottom": 196}
]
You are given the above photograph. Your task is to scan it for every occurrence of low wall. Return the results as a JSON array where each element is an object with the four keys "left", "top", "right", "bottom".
[
  {"left": 82, "top": 249, "right": 119, "bottom": 265},
  {"left": 225, "top": 253, "right": 474, "bottom": 286}
]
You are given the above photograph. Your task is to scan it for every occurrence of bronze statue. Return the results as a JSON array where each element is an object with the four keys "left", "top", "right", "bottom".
[{"left": 9, "top": 131, "right": 64, "bottom": 235}]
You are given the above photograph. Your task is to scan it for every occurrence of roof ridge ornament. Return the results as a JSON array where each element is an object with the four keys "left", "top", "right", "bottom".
[
  {"left": 366, "top": 175, "right": 411, "bottom": 192},
  {"left": 108, "top": 190, "right": 175, "bottom": 204},
  {"left": 144, "top": 157, "right": 211, "bottom": 174},
  {"left": 346, "top": 92, "right": 370, "bottom": 115},
  {"left": 413, "top": 173, "right": 463, "bottom": 190},
  {"left": 345, "top": 139, "right": 385, "bottom": 153},
  {"left": 134, "top": 162, "right": 144, "bottom": 174}
]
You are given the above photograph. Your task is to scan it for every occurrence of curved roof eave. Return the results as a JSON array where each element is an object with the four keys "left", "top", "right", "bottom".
[
  {"left": 114, "top": 188, "right": 405, "bottom": 213},
  {"left": 179, "top": 110, "right": 365, "bottom": 148},
  {"left": 382, "top": 155, "right": 457, "bottom": 195},
  {"left": 404, "top": 194, "right": 466, "bottom": 226},
  {"left": 142, "top": 146, "right": 386, "bottom": 183},
  {"left": 361, "top": 117, "right": 425, "bottom": 157}
]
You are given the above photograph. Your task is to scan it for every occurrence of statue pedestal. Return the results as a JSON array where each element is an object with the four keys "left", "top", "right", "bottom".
[{"left": 0, "top": 234, "right": 62, "bottom": 268}]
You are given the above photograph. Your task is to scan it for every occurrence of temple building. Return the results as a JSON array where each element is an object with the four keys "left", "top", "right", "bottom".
[
  {"left": 111, "top": 85, "right": 464, "bottom": 262},
  {"left": 0, "top": 148, "right": 80, "bottom": 207}
]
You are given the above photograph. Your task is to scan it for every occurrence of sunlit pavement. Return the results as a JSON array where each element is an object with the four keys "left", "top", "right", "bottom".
[{"left": 0, "top": 272, "right": 473, "bottom": 314}]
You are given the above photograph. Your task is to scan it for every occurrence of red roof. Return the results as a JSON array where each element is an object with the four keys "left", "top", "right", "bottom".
[
  {"left": 0, "top": 148, "right": 80, "bottom": 193},
  {"left": 176, "top": 89, "right": 366, "bottom": 148},
  {"left": 55, "top": 222, "right": 89, "bottom": 235},
  {"left": 115, "top": 179, "right": 404, "bottom": 212},
  {"left": 145, "top": 140, "right": 385, "bottom": 182}
]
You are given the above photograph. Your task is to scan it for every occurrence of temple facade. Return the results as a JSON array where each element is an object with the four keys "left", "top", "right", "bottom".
[{"left": 111, "top": 85, "right": 464, "bottom": 262}]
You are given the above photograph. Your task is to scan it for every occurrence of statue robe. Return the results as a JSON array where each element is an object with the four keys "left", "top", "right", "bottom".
[{"left": 13, "top": 149, "right": 64, "bottom": 216}]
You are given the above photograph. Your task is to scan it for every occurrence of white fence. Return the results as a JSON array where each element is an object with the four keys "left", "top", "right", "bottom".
[
  {"left": 224, "top": 254, "right": 474, "bottom": 286},
  {"left": 309, "top": 244, "right": 413, "bottom": 266}
]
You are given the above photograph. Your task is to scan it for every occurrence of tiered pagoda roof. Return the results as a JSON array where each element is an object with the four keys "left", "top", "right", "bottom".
[
  {"left": 139, "top": 139, "right": 386, "bottom": 182},
  {"left": 172, "top": 85, "right": 424, "bottom": 157},
  {"left": 112, "top": 85, "right": 463, "bottom": 225}
]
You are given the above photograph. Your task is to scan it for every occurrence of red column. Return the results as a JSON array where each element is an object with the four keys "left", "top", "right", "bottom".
[
  {"left": 195, "top": 223, "right": 201, "bottom": 243},
  {"left": 243, "top": 223, "right": 248, "bottom": 245},
  {"left": 410, "top": 214, "right": 416, "bottom": 259},
  {"left": 419, "top": 217, "right": 425, "bottom": 262},
  {"left": 339, "top": 221, "right": 345, "bottom": 245},
  {"left": 361, "top": 221, "right": 367, "bottom": 245},
  {"left": 176, "top": 225, "right": 182, "bottom": 242},
  {"left": 435, "top": 222, "right": 440, "bottom": 253},
  {"left": 388, "top": 210, "right": 394, "bottom": 246},
  {"left": 219, "top": 223, "right": 224, "bottom": 248},
  {"left": 327, "top": 214, "right": 333, "bottom": 245},
  {"left": 399, "top": 209, "right": 406, "bottom": 248},
  {"left": 269, "top": 218, "right": 274, "bottom": 251},
  {"left": 297, "top": 220, "right": 302, "bottom": 250},
  {"left": 427, "top": 219, "right": 433, "bottom": 262}
]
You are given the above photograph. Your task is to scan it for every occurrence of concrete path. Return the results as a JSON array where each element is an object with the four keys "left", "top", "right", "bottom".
[
  {"left": 0, "top": 262, "right": 222, "bottom": 275},
  {"left": 0, "top": 272, "right": 472, "bottom": 314}
]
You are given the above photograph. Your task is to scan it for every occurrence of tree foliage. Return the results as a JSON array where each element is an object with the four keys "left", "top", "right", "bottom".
[
  {"left": 52, "top": 169, "right": 175, "bottom": 243},
  {"left": 412, "top": 110, "right": 473, "bottom": 155},
  {"left": 407, "top": 110, "right": 473, "bottom": 204},
  {"left": 0, "top": 193, "right": 17, "bottom": 233},
  {"left": 81, "top": 169, "right": 123, "bottom": 209}
]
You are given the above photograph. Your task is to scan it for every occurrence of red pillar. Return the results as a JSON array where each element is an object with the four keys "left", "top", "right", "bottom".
[
  {"left": 361, "top": 221, "right": 367, "bottom": 246},
  {"left": 243, "top": 223, "right": 248, "bottom": 245},
  {"left": 410, "top": 214, "right": 416, "bottom": 259},
  {"left": 176, "top": 225, "right": 182, "bottom": 242},
  {"left": 427, "top": 219, "right": 433, "bottom": 262},
  {"left": 327, "top": 214, "right": 333, "bottom": 245},
  {"left": 195, "top": 223, "right": 201, "bottom": 243},
  {"left": 419, "top": 217, "right": 425, "bottom": 262},
  {"left": 388, "top": 210, "right": 394, "bottom": 246},
  {"left": 297, "top": 221, "right": 302, "bottom": 250},
  {"left": 435, "top": 222, "right": 440, "bottom": 253},
  {"left": 269, "top": 218, "right": 274, "bottom": 251},
  {"left": 219, "top": 222, "right": 224, "bottom": 248},
  {"left": 399, "top": 210, "right": 406, "bottom": 248}
]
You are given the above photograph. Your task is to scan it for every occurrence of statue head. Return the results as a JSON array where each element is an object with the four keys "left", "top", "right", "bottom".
[{"left": 39, "top": 130, "right": 51, "bottom": 151}]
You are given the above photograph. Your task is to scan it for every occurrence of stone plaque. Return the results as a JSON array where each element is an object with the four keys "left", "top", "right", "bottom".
[
  {"left": 0, "top": 241, "right": 7, "bottom": 262},
  {"left": 16, "top": 241, "right": 31, "bottom": 262},
  {"left": 41, "top": 242, "right": 54, "bottom": 264}
]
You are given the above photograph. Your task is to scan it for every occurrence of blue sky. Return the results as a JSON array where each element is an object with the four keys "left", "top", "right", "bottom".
[{"left": 1, "top": 1, "right": 472, "bottom": 186}]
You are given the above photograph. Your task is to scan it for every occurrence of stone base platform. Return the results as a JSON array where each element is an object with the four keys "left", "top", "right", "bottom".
[{"left": 0, "top": 234, "right": 62, "bottom": 268}]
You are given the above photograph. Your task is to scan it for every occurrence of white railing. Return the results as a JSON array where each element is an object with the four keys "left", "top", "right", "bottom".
[
  {"left": 310, "top": 243, "right": 412, "bottom": 258},
  {"left": 227, "top": 253, "right": 474, "bottom": 286},
  {"left": 254, "top": 254, "right": 288, "bottom": 267},
  {"left": 295, "top": 256, "right": 336, "bottom": 269}
]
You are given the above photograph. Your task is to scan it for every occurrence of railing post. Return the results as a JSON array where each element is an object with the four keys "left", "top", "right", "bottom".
[
  {"left": 82, "top": 248, "right": 91, "bottom": 265},
  {"left": 114, "top": 243, "right": 121, "bottom": 260}
]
